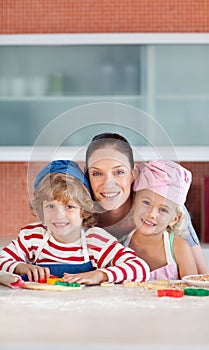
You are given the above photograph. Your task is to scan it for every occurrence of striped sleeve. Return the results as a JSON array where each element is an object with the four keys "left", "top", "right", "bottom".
[
  {"left": 86, "top": 227, "right": 150, "bottom": 283},
  {"left": 0, "top": 222, "right": 45, "bottom": 273}
]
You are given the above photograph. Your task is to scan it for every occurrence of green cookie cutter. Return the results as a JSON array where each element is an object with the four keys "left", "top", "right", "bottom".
[{"left": 184, "top": 288, "right": 209, "bottom": 297}]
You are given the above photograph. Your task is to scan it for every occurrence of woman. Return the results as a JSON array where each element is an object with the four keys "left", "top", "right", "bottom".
[{"left": 85, "top": 132, "right": 208, "bottom": 274}]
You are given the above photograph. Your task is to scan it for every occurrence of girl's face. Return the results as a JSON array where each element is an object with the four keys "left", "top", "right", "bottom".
[
  {"left": 88, "top": 147, "right": 135, "bottom": 211},
  {"left": 43, "top": 199, "right": 83, "bottom": 243},
  {"left": 133, "top": 189, "right": 179, "bottom": 235}
]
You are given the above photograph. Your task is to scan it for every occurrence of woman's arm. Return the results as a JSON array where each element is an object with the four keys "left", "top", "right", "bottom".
[
  {"left": 184, "top": 205, "right": 200, "bottom": 245},
  {"left": 191, "top": 245, "right": 209, "bottom": 274},
  {"left": 173, "top": 236, "right": 198, "bottom": 279},
  {"left": 184, "top": 206, "right": 209, "bottom": 273}
]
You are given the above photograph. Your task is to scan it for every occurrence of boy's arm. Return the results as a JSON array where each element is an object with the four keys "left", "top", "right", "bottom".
[
  {"left": 0, "top": 240, "right": 24, "bottom": 273},
  {"left": 0, "top": 233, "right": 32, "bottom": 274},
  {"left": 85, "top": 227, "right": 150, "bottom": 283},
  {"left": 97, "top": 242, "right": 150, "bottom": 283},
  {"left": 62, "top": 243, "right": 150, "bottom": 285},
  {"left": 62, "top": 227, "right": 150, "bottom": 285},
  {"left": 173, "top": 236, "right": 198, "bottom": 279},
  {"left": 63, "top": 269, "right": 108, "bottom": 285},
  {"left": 0, "top": 231, "right": 50, "bottom": 281}
]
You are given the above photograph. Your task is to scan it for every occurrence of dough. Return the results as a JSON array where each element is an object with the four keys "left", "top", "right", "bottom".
[
  {"left": 123, "top": 281, "right": 140, "bottom": 287},
  {"left": 100, "top": 282, "right": 115, "bottom": 287},
  {"left": 123, "top": 280, "right": 176, "bottom": 288},
  {"left": 22, "top": 281, "right": 84, "bottom": 291},
  {"left": 123, "top": 279, "right": 186, "bottom": 290},
  {"left": 138, "top": 280, "right": 186, "bottom": 290}
]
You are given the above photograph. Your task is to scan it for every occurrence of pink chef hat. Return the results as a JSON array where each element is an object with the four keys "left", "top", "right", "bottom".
[{"left": 133, "top": 160, "right": 192, "bottom": 206}]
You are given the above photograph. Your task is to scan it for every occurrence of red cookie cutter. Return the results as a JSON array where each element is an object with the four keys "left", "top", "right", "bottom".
[
  {"left": 157, "top": 289, "right": 184, "bottom": 298},
  {"left": 10, "top": 279, "right": 25, "bottom": 288}
]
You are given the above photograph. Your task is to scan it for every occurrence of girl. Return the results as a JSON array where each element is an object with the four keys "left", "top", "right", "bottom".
[
  {"left": 0, "top": 160, "right": 150, "bottom": 285},
  {"left": 124, "top": 160, "right": 198, "bottom": 279},
  {"left": 86, "top": 132, "right": 208, "bottom": 274}
]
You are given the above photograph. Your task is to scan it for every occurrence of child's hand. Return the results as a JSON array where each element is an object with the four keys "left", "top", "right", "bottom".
[
  {"left": 14, "top": 263, "right": 50, "bottom": 282},
  {"left": 62, "top": 270, "right": 108, "bottom": 285}
]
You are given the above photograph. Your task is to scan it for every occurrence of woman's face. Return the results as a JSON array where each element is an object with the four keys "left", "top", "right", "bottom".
[{"left": 88, "top": 147, "right": 135, "bottom": 211}]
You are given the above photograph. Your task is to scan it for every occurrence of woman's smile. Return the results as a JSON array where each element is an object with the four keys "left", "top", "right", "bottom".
[{"left": 100, "top": 191, "right": 120, "bottom": 198}]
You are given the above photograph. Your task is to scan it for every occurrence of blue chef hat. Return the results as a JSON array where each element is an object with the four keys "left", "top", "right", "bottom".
[{"left": 34, "top": 160, "right": 91, "bottom": 193}]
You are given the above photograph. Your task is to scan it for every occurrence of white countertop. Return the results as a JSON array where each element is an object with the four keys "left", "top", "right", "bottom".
[
  {"left": 0, "top": 282, "right": 209, "bottom": 350},
  {"left": 0, "top": 146, "right": 209, "bottom": 162},
  {"left": 0, "top": 236, "right": 209, "bottom": 349}
]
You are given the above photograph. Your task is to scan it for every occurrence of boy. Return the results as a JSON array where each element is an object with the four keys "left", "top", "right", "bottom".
[{"left": 0, "top": 160, "right": 150, "bottom": 285}]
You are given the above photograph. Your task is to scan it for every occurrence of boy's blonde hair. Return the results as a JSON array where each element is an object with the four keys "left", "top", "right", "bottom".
[
  {"left": 31, "top": 173, "right": 96, "bottom": 228},
  {"left": 167, "top": 205, "right": 189, "bottom": 238}
]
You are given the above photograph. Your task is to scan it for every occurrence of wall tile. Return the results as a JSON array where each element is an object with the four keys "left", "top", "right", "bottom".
[{"left": 1, "top": 0, "right": 209, "bottom": 34}]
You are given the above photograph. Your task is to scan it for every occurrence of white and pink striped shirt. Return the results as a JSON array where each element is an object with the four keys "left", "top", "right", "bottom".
[{"left": 0, "top": 222, "right": 150, "bottom": 283}]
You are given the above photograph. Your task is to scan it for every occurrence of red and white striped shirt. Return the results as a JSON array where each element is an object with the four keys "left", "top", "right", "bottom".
[{"left": 0, "top": 222, "right": 150, "bottom": 283}]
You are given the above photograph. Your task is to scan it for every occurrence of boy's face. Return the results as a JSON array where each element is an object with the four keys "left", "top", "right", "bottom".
[
  {"left": 43, "top": 199, "right": 83, "bottom": 243},
  {"left": 133, "top": 189, "right": 179, "bottom": 235}
]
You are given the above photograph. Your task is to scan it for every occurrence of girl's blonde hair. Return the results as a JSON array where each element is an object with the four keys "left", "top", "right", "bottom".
[
  {"left": 31, "top": 173, "right": 96, "bottom": 228},
  {"left": 167, "top": 205, "right": 189, "bottom": 238}
]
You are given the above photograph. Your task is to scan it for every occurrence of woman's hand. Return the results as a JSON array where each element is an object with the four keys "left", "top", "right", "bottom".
[
  {"left": 62, "top": 270, "right": 108, "bottom": 285},
  {"left": 14, "top": 263, "right": 50, "bottom": 282}
]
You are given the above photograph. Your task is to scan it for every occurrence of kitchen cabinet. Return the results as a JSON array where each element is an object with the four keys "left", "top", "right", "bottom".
[{"left": 1, "top": 34, "right": 209, "bottom": 147}]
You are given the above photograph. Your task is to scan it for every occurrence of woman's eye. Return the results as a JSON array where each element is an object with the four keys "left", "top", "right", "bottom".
[
  {"left": 115, "top": 169, "right": 125, "bottom": 175},
  {"left": 92, "top": 171, "right": 102, "bottom": 177}
]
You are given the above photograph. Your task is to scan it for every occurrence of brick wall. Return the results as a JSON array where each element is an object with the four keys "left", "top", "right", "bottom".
[{"left": 1, "top": 0, "right": 209, "bottom": 34}]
